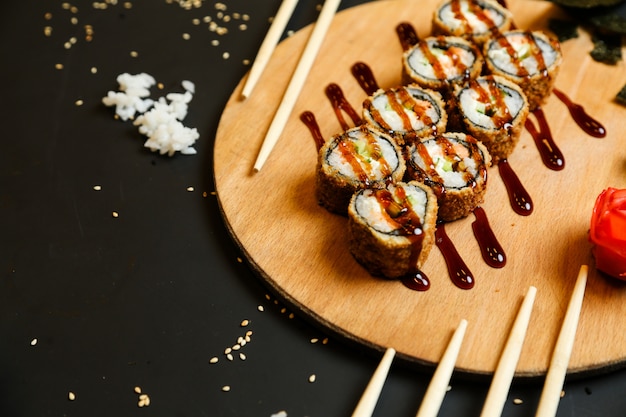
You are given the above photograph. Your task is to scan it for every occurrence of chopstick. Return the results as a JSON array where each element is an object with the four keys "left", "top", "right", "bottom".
[
  {"left": 480, "top": 285, "right": 537, "bottom": 417},
  {"left": 240, "top": 0, "right": 299, "bottom": 99},
  {"left": 351, "top": 347, "right": 396, "bottom": 417},
  {"left": 535, "top": 265, "right": 588, "bottom": 417},
  {"left": 253, "top": 0, "right": 342, "bottom": 172},
  {"left": 415, "top": 319, "right": 468, "bottom": 417}
]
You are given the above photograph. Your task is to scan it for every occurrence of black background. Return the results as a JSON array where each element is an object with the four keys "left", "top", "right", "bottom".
[{"left": 2, "top": 0, "right": 626, "bottom": 416}]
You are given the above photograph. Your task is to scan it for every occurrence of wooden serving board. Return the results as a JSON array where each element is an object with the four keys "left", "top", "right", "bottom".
[{"left": 214, "top": 0, "right": 626, "bottom": 376}]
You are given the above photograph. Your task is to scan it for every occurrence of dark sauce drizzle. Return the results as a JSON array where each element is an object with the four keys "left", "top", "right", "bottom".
[
  {"left": 524, "top": 109, "right": 564, "bottom": 170},
  {"left": 300, "top": 111, "right": 325, "bottom": 151},
  {"left": 351, "top": 61, "right": 380, "bottom": 96},
  {"left": 435, "top": 223, "right": 475, "bottom": 289},
  {"left": 498, "top": 159, "right": 533, "bottom": 215},
  {"left": 552, "top": 88, "right": 606, "bottom": 138},
  {"left": 472, "top": 206, "right": 506, "bottom": 268},
  {"left": 325, "top": 83, "right": 362, "bottom": 130},
  {"left": 396, "top": 22, "right": 420, "bottom": 51}
]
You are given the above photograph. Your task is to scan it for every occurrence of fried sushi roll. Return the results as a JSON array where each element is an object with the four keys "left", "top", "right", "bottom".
[
  {"left": 455, "top": 75, "right": 529, "bottom": 163},
  {"left": 348, "top": 181, "right": 438, "bottom": 279},
  {"left": 362, "top": 84, "right": 448, "bottom": 145},
  {"left": 401, "top": 36, "right": 484, "bottom": 93},
  {"left": 404, "top": 132, "right": 491, "bottom": 222},
  {"left": 316, "top": 124, "right": 406, "bottom": 215},
  {"left": 484, "top": 30, "right": 562, "bottom": 110},
  {"left": 432, "top": 0, "right": 513, "bottom": 46}
]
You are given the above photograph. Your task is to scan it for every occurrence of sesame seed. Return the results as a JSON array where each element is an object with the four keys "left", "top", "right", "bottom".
[
  {"left": 243, "top": 59, "right": 250, "bottom": 65},
  {"left": 134, "top": 386, "right": 142, "bottom": 394},
  {"left": 310, "top": 338, "right": 319, "bottom": 344},
  {"left": 123, "top": 2, "right": 132, "bottom": 9},
  {"left": 130, "top": 50, "right": 138, "bottom": 57},
  {"left": 239, "top": 24, "right": 247, "bottom": 31},
  {"left": 112, "top": 211, "right": 119, "bottom": 218},
  {"left": 308, "top": 374, "right": 316, "bottom": 383},
  {"left": 236, "top": 257, "right": 242, "bottom": 263},
  {"left": 93, "top": 185, "right": 101, "bottom": 191},
  {"left": 90, "top": 66, "right": 98, "bottom": 74},
  {"left": 186, "top": 186, "right": 194, "bottom": 192},
  {"left": 55, "top": 63, "right": 64, "bottom": 70},
  {"left": 222, "top": 385, "right": 231, "bottom": 392},
  {"left": 30, "top": 338, "right": 38, "bottom": 346},
  {"left": 75, "top": 99, "right": 84, "bottom": 106},
  {"left": 182, "top": 33, "right": 190, "bottom": 40},
  {"left": 239, "top": 353, "right": 246, "bottom": 360},
  {"left": 71, "top": 16, "right": 78, "bottom": 25},
  {"left": 226, "top": 353, "right": 234, "bottom": 361},
  {"left": 322, "top": 338, "right": 329, "bottom": 344},
  {"left": 209, "top": 357, "right": 219, "bottom": 364},
  {"left": 68, "top": 391, "right": 76, "bottom": 401},
  {"left": 232, "top": 344, "right": 241, "bottom": 351},
  {"left": 240, "top": 319, "right": 249, "bottom": 327},
  {"left": 224, "top": 347, "right": 232, "bottom": 354},
  {"left": 513, "top": 398, "right": 523, "bottom": 405},
  {"left": 222, "top": 52, "right": 230, "bottom": 60},
  {"left": 44, "top": 12, "right": 53, "bottom": 20},
  {"left": 257, "top": 305, "right": 264, "bottom": 312},
  {"left": 44, "top": 26, "right": 53, "bottom": 36}
]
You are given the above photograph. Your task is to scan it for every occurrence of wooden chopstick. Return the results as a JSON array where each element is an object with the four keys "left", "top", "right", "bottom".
[
  {"left": 253, "top": 0, "right": 342, "bottom": 172},
  {"left": 351, "top": 347, "right": 396, "bottom": 417},
  {"left": 415, "top": 319, "right": 468, "bottom": 417},
  {"left": 240, "top": 0, "right": 299, "bottom": 99},
  {"left": 480, "top": 286, "right": 537, "bottom": 417},
  {"left": 535, "top": 265, "right": 588, "bottom": 417}
]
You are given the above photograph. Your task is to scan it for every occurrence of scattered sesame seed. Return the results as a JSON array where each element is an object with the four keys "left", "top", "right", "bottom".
[
  {"left": 222, "top": 52, "right": 230, "bottom": 60},
  {"left": 224, "top": 347, "right": 232, "bottom": 354},
  {"left": 44, "top": 12, "right": 53, "bottom": 20},
  {"left": 210, "top": 357, "right": 219, "bottom": 364},
  {"left": 75, "top": 99, "right": 84, "bottom": 106},
  {"left": 44, "top": 26, "right": 53, "bottom": 36},
  {"left": 30, "top": 338, "right": 38, "bottom": 346},
  {"left": 236, "top": 257, "right": 242, "bottom": 263},
  {"left": 112, "top": 211, "right": 119, "bottom": 218},
  {"left": 71, "top": 16, "right": 78, "bottom": 25},
  {"left": 90, "top": 66, "right": 98, "bottom": 74},
  {"left": 322, "top": 338, "right": 329, "bottom": 345},
  {"left": 561, "top": 390, "right": 566, "bottom": 398},
  {"left": 182, "top": 33, "right": 191, "bottom": 40},
  {"left": 308, "top": 374, "right": 316, "bottom": 383},
  {"left": 239, "top": 353, "right": 246, "bottom": 360},
  {"left": 68, "top": 391, "right": 76, "bottom": 401},
  {"left": 186, "top": 186, "right": 194, "bottom": 192},
  {"left": 243, "top": 59, "right": 250, "bottom": 65},
  {"left": 123, "top": 2, "right": 132, "bottom": 9},
  {"left": 130, "top": 50, "right": 138, "bottom": 57},
  {"left": 55, "top": 63, "right": 64, "bottom": 70},
  {"left": 310, "top": 338, "right": 319, "bottom": 344},
  {"left": 157, "top": 82, "right": 165, "bottom": 90},
  {"left": 280, "top": 307, "right": 287, "bottom": 314},
  {"left": 288, "top": 313, "right": 294, "bottom": 319},
  {"left": 513, "top": 398, "right": 523, "bottom": 405},
  {"left": 93, "top": 185, "right": 101, "bottom": 191},
  {"left": 210, "top": 191, "right": 217, "bottom": 196},
  {"left": 134, "top": 386, "right": 142, "bottom": 394},
  {"left": 242, "top": 14, "right": 249, "bottom": 21},
  {"left": 239, "top": 24, "right": 247, "bottom": 31},
  {"left": 257, "top": 305, "right": 264, "bottom": 312},
  {"left": 226, "top": 353, "right": 234, "bottom": 361},
  {"left": 240, "top": 319, "right": 249, "bottom": 327},
  {"left": 222, "top": 385, "right": 231, "bottom": 392}
]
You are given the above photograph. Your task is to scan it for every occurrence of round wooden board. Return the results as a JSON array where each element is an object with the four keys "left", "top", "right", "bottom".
[{"left": 214, "top": 0, "right": 626, "bottom": 376}]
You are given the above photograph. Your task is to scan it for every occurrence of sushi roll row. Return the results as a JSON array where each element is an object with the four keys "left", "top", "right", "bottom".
[{"left": 312, "top": 0, "right": 563, "bottom": 281}]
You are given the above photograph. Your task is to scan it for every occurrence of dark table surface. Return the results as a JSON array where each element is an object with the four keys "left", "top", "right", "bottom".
[{"left": 2, "top": 0, "right": 626, "bottom": 416}]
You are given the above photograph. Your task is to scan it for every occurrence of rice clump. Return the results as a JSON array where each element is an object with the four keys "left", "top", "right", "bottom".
[{"left": 102, "top": 73, "right": 200, "bottom": 156}]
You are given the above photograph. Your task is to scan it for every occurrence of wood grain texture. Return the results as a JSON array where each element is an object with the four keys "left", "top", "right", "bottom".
[{"left": 214, "top": 0, "right": 626, "bottom": 376}]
